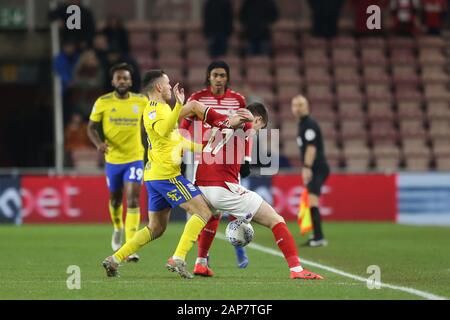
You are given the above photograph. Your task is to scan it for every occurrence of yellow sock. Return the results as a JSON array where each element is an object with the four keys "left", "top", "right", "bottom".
[
  {"left": 125, "top": 207, "right": 141, "bottom": 242},
  {"left": 113, "top": 227, "right": 152, "bottom": 262},
  {"left": 109, "top": 203, "right": 123, "bottom": 231},
  {"left": 173, "top": 214, "right": 207, "bottom": 260}
]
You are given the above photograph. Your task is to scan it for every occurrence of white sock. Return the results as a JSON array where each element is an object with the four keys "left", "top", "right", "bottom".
[
  {"left": 112, "top": 255, "right": 120, "bottom": 264},
  {"left": 196, "top": 258, "right": 208, "bottom": 265},
  {"left": 172, "top": 255, "right": 184, "bottom": 262},
  {"left": 290, "top": 266, "right": 303, "bottom": 273}
]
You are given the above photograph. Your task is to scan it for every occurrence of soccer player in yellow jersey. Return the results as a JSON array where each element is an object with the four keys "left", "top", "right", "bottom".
[
  {"left": 87, "top": 63, "right": 147, "bottom": 262},
  {"left": 102, "top": 70, "right": 252, "bottom": 278}
]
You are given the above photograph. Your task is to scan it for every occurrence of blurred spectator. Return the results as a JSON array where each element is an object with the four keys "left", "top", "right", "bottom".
[
  {"left": 390, "top": 0, "right": 421, "bottom": 35},
  {"left": 422, "top": 0, "right": 448, "bottom": 34},
  {"left": 54, "top": 40, "right": 79, "bottom": 124},
  {"left": 48, "top": 0, "right": 96, "bottom": 49},
  {"left": 65, "top": 113, "right": 92, "bottom": 152},
  {"left": 239, "top": 0, "right": 279, "bottom": 55},
  {"left": 308, "top": 0, "right": 345, "bottom": 38},
  {"left": 54, "top": 40, "right": 79, "bottom": 90},
  {"left": 101, "top": 16, "right": 130, "bottom": 55},
  {"left": 104, "top": 50, "right": 141, "bottom": 92},
  {"left": 203, "top": 0, "right": 233, "bottom": 57},
  {"left": 93, "top": 33, "right": 110, "bottom": 74},
  {"left": 350, "top": 0, "right": 389, "bottom": 35},
  {"left": 72, "top": 50, "right": 105, "bottom": 118}
]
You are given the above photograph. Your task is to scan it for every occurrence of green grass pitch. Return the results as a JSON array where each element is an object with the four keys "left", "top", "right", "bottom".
[{"left": 0, "top": 222, "right": 449, "bottom": 300}]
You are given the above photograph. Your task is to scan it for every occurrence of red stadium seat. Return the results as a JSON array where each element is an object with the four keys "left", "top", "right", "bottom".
[
  {"left": 428, "top": 119, "right": 450, "bottom": 139},
  {"left": 367, "top": 102, "right": 396, "bottom": 122},
  {"left": 338, "top": 102, "right": 366, "bottom": 121},
  {"left": 331, "top": 48, "right": 359, "bottom": 66},
  {"left": 397, "top": 102, "right": 423, "bottom": 120},
  {"left": 334, "top": 66, "right": 360, "bottom": 83},
  {"left": 361, "top": 48, "right": 387, "bottom": 65},
  {"left": 426, "top": 102, "right": 450, "bottom": 121},
  {"left": 419, "top": 49, "right": 447, "bottom": 66},
  {"left": 417, "top": 36, "right": 446, "bottom": 49},
  {"left": 363, "top": 65, "right": 391, "bottom": 84},
  {"left": 358, "top": 36, "right": 386, "bottom": 49},
  {"left": 421, "top": 66, "right": 450, "bottom": 84},
  {"left": 273, "top": 54, "right": 301, "bottom": 68},
  {"left": 387, "top": 37, "right": 417, "bottom": 50},
  {"left": 331, "top": 36, "right": 357, "bottom": 49},
  {"left": 389, "top": 48, "right": 417, "bottom": 66},
  {"left": 435, "top": 156, "right": 450, "bottom": 171}
]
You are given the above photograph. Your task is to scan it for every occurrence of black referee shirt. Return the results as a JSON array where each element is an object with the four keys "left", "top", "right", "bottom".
[{"left": 296, "top": 115, "right": 328, "bottom": 171}]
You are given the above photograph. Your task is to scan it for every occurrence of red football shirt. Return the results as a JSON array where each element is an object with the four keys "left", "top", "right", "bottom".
[
  {"left": 195, "top": 121, "right": 253, "bottom": 188},
  {"left": 180, "top": 86, "right": 252, "bottom": 187}
]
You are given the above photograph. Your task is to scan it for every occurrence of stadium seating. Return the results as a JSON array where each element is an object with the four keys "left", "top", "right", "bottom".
[{"left": 121, "top": 19, "right": 450, "bottom": 172}]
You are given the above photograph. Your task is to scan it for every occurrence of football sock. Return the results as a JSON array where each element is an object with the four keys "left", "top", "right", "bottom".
[
  {"left": 174, "top": 214, "right": 207, "bottom": 261},
  {"left": 195, "top": 257, "right": 208, "bottom": 266},
  {"left": 272, "top": 222, "right": 302, "bottom": 270},
  {"left": 109, "top": 202, "right": 123, "bottom": 231},
  {"left": 311, "top": 207, "right": 324, "bottom": 240},
  {"left": 125, "top": 207, "right": 140, "bottom": 242},
  {"left": 197, "top": 215, "right": 220, "bottom": 258},
  {"left": 113, "top": 227, "right": 152, "bottom": 262}
]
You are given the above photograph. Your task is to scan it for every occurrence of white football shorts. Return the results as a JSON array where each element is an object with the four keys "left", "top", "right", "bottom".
[{"left": 199, "top": 182, "right": 264, "bottom": 222}]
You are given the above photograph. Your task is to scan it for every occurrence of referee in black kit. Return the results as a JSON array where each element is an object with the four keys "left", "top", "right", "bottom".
[{"left": 291, "top": 95, "right": 329, "bottom": 247}]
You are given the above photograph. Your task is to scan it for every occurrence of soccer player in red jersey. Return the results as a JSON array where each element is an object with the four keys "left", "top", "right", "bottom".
[
  {"left": 180, "top": 61, "right": 252, "bottom": 268},
  {"left": 187, "top": 102, "right": 323, "bottom": 280}
]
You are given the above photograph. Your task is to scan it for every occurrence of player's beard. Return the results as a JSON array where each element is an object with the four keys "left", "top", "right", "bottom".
[{"left": 115, "top": 86, "right": 130, "bottom": 98}]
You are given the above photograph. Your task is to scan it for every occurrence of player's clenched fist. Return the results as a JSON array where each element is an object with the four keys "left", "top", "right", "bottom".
[{"left": 97, "top": 142, "right": 109, "bottom": 154}]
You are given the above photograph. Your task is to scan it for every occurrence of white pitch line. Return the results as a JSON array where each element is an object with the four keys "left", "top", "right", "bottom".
[{"left": 216, "top": 233, "right": 447, "bottom": 300}]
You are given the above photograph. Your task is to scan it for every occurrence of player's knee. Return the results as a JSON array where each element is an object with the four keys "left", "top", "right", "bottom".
[
  {"left": 148, "top": 224, "right": 165, "bottom": 239},
  {"left": 109, "top": 197, "right": 122, "bottom": 208},
  {"left": 195, "top": 203, "right": 212, "bottom": 221},
  {"left": 269, "top": 214, "right": 285, "bottom": 228},
  {"left": 127, "top": 197, "right": 140, "bottom": 208}
]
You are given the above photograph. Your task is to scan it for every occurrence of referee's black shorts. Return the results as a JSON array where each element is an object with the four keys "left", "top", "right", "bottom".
[{"left": 307, "top": 164, "right": 330, "bottom": 196}]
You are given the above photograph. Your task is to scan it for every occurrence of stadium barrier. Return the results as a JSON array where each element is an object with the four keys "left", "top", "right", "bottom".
[
  {"left": 1, "top": 173, "right": 449, "bottom": 225},
  {"left": 245, "top": 174, "right": 397, "bottom": 222}
]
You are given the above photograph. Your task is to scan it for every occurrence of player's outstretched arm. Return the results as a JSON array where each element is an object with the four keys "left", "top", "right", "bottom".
[{"left": 179, "top": 100, "right": 253, "bottom": 129}]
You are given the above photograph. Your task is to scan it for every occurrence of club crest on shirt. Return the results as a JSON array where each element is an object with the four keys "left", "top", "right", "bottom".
[
  {"left": 132, "top": 105, "right": 139, "bottom": 114},
  {"left": 148, "top": 110, "right": 156, "bottom": 120}
]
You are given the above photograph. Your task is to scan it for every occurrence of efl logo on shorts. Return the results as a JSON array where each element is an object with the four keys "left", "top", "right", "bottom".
[{"left": 167, "top": 189, "right": 181, "bottom": 202}]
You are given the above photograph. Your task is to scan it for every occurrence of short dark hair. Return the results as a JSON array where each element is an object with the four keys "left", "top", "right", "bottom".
[
  {"left": 142, "top": 69, "right": 166, "bottom": 92},
  {"left": 109, "top": 62, "right": 134, "bottom": 78},
  {"left": 205, "top": 60, "right": 230, "bottom": 87},
  {"left": 247, "top": 102, "right": 268, "bottom": 128}
]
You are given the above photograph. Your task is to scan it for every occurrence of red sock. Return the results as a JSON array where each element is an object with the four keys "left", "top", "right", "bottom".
[
  {"left": 197, "top": 214, "right": 221, "bottom": 258},
  {"left": 272, "top": 222, "right": 301, "bottom": 268}
]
